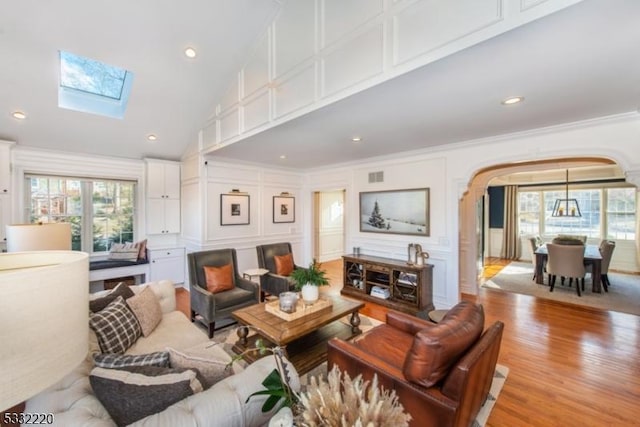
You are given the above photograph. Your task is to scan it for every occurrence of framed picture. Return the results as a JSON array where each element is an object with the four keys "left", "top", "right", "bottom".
[
  {"left": 220, "top": 193, "right": 250, "bottom": 225},
  {"left": 359, "top": 188, "right": 429, "bottom": 236},
  {"left": 273, "top": 195, "right": 295, "bottom": 223}
]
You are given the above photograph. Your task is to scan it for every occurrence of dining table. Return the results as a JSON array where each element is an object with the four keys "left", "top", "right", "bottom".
[{"left": 534, "top": 244, "right": 603, "bottom": 293}]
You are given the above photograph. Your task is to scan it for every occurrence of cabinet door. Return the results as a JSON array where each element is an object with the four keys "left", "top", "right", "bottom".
[
  {"left": 146, "top": 198, "right": 166, "bottom": 234},
  {"left": 149, "top": 249, "right": 185, "bottom": 284},
  {"left": 147, "top": 162, "right": 166, "bottom": 199},
  {"left": 164, "top": 199, "right": 181, "bottom": 233},
  {"left": 163, "top": 163, "right": 181, "bottom": 199}
]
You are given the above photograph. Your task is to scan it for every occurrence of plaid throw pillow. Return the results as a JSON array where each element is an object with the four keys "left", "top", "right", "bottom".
[
  {"left": 89, "top": 296, "right": 142, "bottom": 354},
  {"left": 93, "top": 351, "right": 170, "bottom": 369}
]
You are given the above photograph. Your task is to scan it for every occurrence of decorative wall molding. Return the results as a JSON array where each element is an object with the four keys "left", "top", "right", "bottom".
[{"left": 202, "top": 0, "right": 584, "bottom": 157}]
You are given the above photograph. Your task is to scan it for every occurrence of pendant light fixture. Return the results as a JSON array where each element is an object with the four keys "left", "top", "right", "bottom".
[{"left": 551, "top": 169, "right": 582, "bottom": 217}]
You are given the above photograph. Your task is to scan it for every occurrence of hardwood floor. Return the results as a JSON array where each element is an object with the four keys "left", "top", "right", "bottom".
[{"left": 178, "top": 259, "right": 640, "bottom": 426}]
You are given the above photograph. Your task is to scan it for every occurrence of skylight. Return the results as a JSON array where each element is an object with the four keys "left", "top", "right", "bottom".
[{"left": 58, "top": 51, "right": 134, "bottom": 119}]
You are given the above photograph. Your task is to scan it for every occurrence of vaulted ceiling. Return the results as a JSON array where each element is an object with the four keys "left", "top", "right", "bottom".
[{"left": 1, "top": 0, "right": 639, "bottom": 168}]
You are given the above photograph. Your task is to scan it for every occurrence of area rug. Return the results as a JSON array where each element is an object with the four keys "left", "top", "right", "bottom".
[
  {"left": 202, "top": 315, "right": 508, "bottom": 427},
  {"left": 484, "top": 261, "right": 640, "bottom": 316}
]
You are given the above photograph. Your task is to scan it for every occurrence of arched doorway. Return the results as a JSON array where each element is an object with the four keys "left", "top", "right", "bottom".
[{"left": 458, "top": 156, "right": 637, "bottom": 295}]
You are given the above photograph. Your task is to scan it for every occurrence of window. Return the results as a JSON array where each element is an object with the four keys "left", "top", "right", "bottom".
[
  {"left": 518, "top": 191, "right": 540, "bottom": 235},
  {"left": 58, "top": 51, "right": 134, "bottom": 119},
  {"left": 543, "top": 189, "right": 601, "bottom": 237},
  {"left": 606, "top": 188, "right": 636, "bottom": 240},
  {"left": 517, "top": 185, "right": 636, "bottom": 241},
  {"left": 28, "top": 175, "right": 136, "bottom": 253}
]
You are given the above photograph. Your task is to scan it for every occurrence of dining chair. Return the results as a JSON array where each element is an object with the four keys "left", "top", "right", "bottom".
[
  {"left": 596, "top": 240, "right": 616, "bottom": 292},
  {"left": 529, "top": 236, "right": 544, "bottom": 281},
  {"left": 546, "top": 243, "right": 586, "bottom": 297}
]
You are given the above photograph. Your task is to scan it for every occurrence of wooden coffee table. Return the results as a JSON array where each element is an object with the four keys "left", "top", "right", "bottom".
[{"left": 231, "top": 295, "right": 365, "bottom": 375}]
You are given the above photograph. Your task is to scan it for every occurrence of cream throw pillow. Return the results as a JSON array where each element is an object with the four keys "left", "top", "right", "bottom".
[
  {"left": 126, "top": 286, "right": 163, "bottom": 337},
  {"left": 167, "top": 346, "right": 232, "bottom": 389}
]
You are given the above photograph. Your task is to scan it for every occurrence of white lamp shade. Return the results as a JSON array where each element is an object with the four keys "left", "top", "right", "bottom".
[
  {"left": 0, "top": 251, "right": 89, "bottom": 411},
  {"left": 6, "top": 223, "right": 72, "bottom": 252}
]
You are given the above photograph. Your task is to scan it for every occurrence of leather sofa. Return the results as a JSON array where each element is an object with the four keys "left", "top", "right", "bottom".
[
  {"left": 327, "top": 301, "right": 503, "bottom": 427},
  {"left": 25, "top": 280, "right": 298, "bottom": 427}
]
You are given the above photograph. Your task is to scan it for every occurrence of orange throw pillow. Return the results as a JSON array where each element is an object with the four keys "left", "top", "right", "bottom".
[
  {"left": 274, "top": 253, "right": 294, "bottom": 276},
  {"left": 204, "top": 264, "right": 234, "bottom": 294}
]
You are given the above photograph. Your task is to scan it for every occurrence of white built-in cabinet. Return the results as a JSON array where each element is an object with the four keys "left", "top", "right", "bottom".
[
  {"left": 145, "top": 159, "right": 180, "bottom": 235},
  {"left": 148, "top": 247, "right": 185, "bottom": 285}
]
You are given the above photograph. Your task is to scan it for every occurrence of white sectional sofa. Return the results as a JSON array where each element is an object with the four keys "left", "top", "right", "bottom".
[{"left": 25, "top": 280, "right": 296, "bottom": 427}]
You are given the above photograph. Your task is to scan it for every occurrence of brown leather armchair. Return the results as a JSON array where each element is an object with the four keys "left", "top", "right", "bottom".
[
  {"left": 188, "top": 249, "right": 260, "bottom": 338},
  {"left": 327, "top": 301, "right": 504, "bottom": 427},
  {"left": 255, "top": 242, "right": 305, "bottom": 296}
]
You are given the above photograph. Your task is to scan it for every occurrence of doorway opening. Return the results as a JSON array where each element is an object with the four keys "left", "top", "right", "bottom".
[
  {"left": 312, "top": 189, "right": 345, "bottom": 263},
  {"left": 459, "top": 156, "right": 639, "bottom": 308}
]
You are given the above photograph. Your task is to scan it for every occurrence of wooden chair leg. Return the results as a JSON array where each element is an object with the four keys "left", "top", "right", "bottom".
[
  {"left": 190, "top": 310, "right": 196, "bottom": 322},
  {"left": 581, "top": 278, "right": 585, "bottom": 292},
  {"left": 207, "top": 322, "right": 215, "bottom": 339},
  {"left": 575, "top": 277, "right": 581, "bottom": 297},
  {"left": 601, "top": 274, "right": 609, "bottom": 292},
  {"left": 550, "top": 275, "right": 556, "bottom": 292}
]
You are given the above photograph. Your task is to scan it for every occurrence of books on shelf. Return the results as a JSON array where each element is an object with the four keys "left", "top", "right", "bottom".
[{"left": 370, "top": 285, "right": 391, "bottom": 299}]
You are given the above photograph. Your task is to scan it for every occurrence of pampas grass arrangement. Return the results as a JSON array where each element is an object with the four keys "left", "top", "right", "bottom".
[{"left": 297, "top": 366, "right": 411, "bottom": 427}]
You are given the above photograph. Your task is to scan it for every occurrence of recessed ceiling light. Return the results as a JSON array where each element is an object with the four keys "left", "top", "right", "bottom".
[
  {"left": 12, "top": 111, "right": 26, "bottom": 120},
  {"left": 279, "top": 155, "right": 287, "bottom": 159},
  {"left": 501, "top": 96, "right": 524, "bottom": 105},
  {"left": 184, "top": 47, "right": 197, "bottom": 58},
  {"left": 351, "top": 136, "right": 362, "bottom": 142},
  {"left": 147, "top": 134, "right": 157, "bottom": 141}
]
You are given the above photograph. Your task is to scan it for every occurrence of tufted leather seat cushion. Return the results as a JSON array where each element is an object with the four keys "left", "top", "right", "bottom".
[{"left": 403, "top": 301, "right": 484, "bottom": 387}]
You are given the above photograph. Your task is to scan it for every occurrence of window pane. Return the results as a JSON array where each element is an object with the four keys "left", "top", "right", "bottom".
[
  {"left": 28, "top": 177, "right": 82, "bottom": 250},
  {"left": 518, "top": 191, "right": 540, "bottom": 235},
  {"left": 543, "top": 189, "right": 601, "bottom": 238},
  {"left": 92, "top": 180, "right": 135, "bottom": 252},
  {"left": 606, "top": 188, "right": 636, "bottom": 240}
]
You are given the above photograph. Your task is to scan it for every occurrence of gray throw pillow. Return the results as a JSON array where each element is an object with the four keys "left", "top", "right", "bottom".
[
  {"left": 89, "top": 296, "right": 142, "bottom": 354},
  {"left": 90, "top": 365, "right": 204, "bottom": 426},
  {"left": 89, "top": 282, "right": 135, "bottom": 313},
  {"left": 93, "top": 351, "right": 170, "bottom": 369}
]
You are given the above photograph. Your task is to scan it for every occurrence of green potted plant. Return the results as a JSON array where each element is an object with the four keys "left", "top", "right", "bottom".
[{"left": 289, "top": 259, "right": 329, "bottom": 304}]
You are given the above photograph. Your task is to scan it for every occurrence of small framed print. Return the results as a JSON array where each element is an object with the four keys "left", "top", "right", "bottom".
[
  {"left": 220, "top": 193, "right": 250, "bottom": 225},
  {"left": 273, "top": 195, "right": 295, "bottom": 223}
]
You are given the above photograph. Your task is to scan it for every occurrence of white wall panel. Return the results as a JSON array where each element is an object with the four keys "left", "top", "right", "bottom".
[
  {"left": 202, "top": 120, "right": 217, "bottom": 149},
  {"left": 243, "top": 34, "right": 270, "bottom": 98},
  {"left": 275, "top": 65, "right": 316, "bottom": 118},
  {"left": 206, "top": 183, "right": 260, "bottom": 240},
  {"left": 219, "top": 109, "right": 239, "bottom": 142},
  {"left": 322, "top": 25, "right": 384, "bottom": 97},
  {"left": 206, "top": 163, "right": 261, "bottom": 182},
  {"left": 243, "top": 89, "right": 270, "bottom": 132},
  {"left": 490, "top": 229, "right": 504, "bottom": 258},
  {"left": 181, "top": 154, "right": 200, "bottom": 182},
  {"left": 181, "top": 181, "right": 201, "bottom": 241},
  {"left": 322, "top": 0, "right": 383, "bottom": 48},
  {"left": 521, "top": 0, "right": 548, "bottom": 10},
  {"left": 264, "top": 171, "right": 304, "bottom": 186},
  {"left": 263, "top": 186, "right": 301, "bottom": 236},
  {"left": 393, "top": 0, "right": 502, "bottom": 65},
  {"left": 274, "top": 0, "right": 316, "bottom": 77},
  {"left": 220, "top": 75, "right": 240, "bottom": 112}
]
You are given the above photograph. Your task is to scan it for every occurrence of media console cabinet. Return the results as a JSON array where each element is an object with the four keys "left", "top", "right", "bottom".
[{"left": 341, "top": 254, "right": 433, "bottom": 316}]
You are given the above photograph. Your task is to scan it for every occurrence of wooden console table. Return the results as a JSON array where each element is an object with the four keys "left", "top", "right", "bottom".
[{"left": 341, "top": 254, "right": 433, "bottom": 316}]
